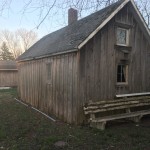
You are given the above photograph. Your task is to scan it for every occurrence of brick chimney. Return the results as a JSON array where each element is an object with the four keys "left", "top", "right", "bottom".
[{"left": 68, "top": 8, "right": 78, "bottom": 25}]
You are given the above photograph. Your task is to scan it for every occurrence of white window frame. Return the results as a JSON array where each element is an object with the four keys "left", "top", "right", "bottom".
[{"left": 116, "top": 27, "right": 129, "bottom": 46}]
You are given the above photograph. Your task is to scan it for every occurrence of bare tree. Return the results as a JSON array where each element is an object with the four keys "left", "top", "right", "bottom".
[
  {"left": 20, "top": 0, "right": 119, "bottom": 28},
  {"left": 0, "top": 29, "right": 38, "bottom": 59},
  {"left": 0, "top": 30, "right": 21, "bottom": 59},
  {"left": 138, "top": 0, "right": 150, "bottom": 27},
  {"left": 0, "top": 0, "right": 150, "bottom": 28},
  {"left": 20, "top": 0, "right": 150, "bottom": 28},
  {"left": 17, "top": 29, "right": 38, "bottom": 51},
  {"left": 0, "top": 0, "right": 12, "bottom": 15},
  {"left": 0, "top": 41, "right": 14, "bottom": 60}
]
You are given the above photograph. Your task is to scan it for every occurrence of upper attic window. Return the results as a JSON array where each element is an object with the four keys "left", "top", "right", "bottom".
[{"left": 117, "top": 28, "right": 129, "bottom": 46}]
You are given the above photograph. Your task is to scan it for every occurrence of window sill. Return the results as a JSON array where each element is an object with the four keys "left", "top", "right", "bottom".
[
  {"left": 116, "top": 83, "right": 128, "bottom": 87},
  {"left": 115, "top": 22, "right": 133, "bottom": 29},
  {"left": 116, "top": 43, "right": 128, "bottom": 47},
  {"left": 115, "top": 44, "right": 131, "bottom": 48},
  {"left": 115, "top": 45, "right": 132, "bottom": 53}
]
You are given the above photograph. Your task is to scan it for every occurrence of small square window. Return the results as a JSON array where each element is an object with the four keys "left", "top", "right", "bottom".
[
  {"left": 117, "top": 64, "right": 128, "bottom": 83},
  {"left": 117, "top": 28, "right": 129, "bottom": 46}
]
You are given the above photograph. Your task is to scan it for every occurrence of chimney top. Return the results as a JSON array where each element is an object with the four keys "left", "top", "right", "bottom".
[{"left": 68, "top": 8, "right": 78, "bottom": 25}]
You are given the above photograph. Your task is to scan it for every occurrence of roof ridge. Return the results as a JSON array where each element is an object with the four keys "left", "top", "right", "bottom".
[
  {"left": 39, "top": 0, "right": 124, "bottom": 39},
  {"left": 17, "top": 0, "right": 129, "bottom": 61},
  {"left": 75, "top": 0, "right": 125, "bottom": 24}
]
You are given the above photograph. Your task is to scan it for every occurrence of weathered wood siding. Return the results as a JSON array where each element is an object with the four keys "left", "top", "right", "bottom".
[
  {"left": 18, "top": 5, "right": 150, "bottom": 124},
  {"left": 79, "top": 5, "right": 150, "bottom": 107},
  {"left": 18, "top": 52, "right": 79, "bottom": 124},
  {"left": 0, "top": 70, "right": 18, "bottom": 87}
]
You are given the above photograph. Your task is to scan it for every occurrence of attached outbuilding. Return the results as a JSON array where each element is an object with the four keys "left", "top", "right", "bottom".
[
  {"left": 17, "top": 0, "right": 150, "bottom": 124},
  {"left": 0, "top": 60, "right": 18, "bottom": 87}
]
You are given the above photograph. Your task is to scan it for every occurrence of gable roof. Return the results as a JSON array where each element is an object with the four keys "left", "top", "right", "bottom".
[
  {"left": 17, "top": 0, "right": 150, "bottom": 61},
  {"left": 0, "top": 60, "right": 17, "bottom": 70}
]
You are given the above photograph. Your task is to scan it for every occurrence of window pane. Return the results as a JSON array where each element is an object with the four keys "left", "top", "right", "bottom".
[
  {"left": 122, "top": 66, "right": 126, "bottom": 82},
  {"left": 122, "top": 72, "right": 126, "bottom": 82},
  {"left": 117, "top": 65, "right": 121, "bottom": 73},
  {"left": 117, "top": 28, "right": 127, "bottom": 45},
  {"left": 117, "top": 65, "right": 127, "bottom": 83},
  {"left": 117, "top": 73, "right": 121, "bottom": 82}
]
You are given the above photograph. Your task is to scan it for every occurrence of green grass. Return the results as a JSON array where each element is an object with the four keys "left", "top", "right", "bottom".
[{"left": 0, "top": 89, "right": 150, "bottom": 150}]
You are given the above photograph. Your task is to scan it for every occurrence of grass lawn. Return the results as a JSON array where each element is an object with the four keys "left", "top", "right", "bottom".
[{"left": 0, "top": 89, "right": 150, "bottom": 150}]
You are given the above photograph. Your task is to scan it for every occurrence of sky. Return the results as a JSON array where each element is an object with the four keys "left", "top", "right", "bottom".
[
  {"left": 0, "top": 0, "right": 148, "bottom": 40},
  {"left": 0, "top": 0, "right": 69, "bottom": 39},
  {"left": 0, "top": 0, "right": 101, "bottom": 39}
]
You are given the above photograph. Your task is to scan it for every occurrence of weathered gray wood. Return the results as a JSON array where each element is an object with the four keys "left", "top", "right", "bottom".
[
  {"left": 18, "top": 52, "right": 79, "bottom": 124},
  {"left": 85, "top": 102, "right": 150, "bottom": 114},
  {"left": 84, "top": 98, "right": 150, "bottom": 111},
  {"left": 86, "top": 96, "right": 150, "bottom": 106},
  {"left": 84, "top": 95, "right": 150, "bottom": 129},
  {"left": 68, "top": 54, "right": 73, "bottom": 123},
  {"left": 78, "top": 5, "right": 150, "bottom": 107},
  {"left": 116, "top": 92, "right": 150, "bottom": 98},
  {"left": 91, "top": 110, "right": 150, "bottom": 123},
  {"left": 0, "top": 70, "right": 18, "bottom": 87},
  {"left": 129, "top": 115, "right": 143, "bottom": 123},
  {"left": 17, "top": 4, "right": 150, "bottom": 125},
  {"left": 63, "top": 55, "right": 68, "bottom": 122},
  {"left": 90, "top": 113, "right": 96, "bottom": 121},
  {"left": 90, "top": 121, "right": 106, "bottom": 130}
]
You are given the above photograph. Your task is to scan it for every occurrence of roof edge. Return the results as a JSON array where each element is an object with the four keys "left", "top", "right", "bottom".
[
  {"left": 78, "top": 0, "right": 130, "bottom": 49},
  {"left": 17, "top": 48, "right": 78, "bottom": 62},
  {"left": 130, "top": 0, "right": 150, "bottom": 37}
]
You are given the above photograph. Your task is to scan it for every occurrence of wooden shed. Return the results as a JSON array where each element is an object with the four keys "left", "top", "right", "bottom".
[
  {"left": 17, "top": 0, "right": 150, "bottom": 124},
  {"left": 0, "top": 60, "right": 18, "bottom": 87}
]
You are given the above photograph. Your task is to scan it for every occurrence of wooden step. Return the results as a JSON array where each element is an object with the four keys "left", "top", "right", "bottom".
[
  {"left": 91, "top": 110, "right": 150, "bottom": 123},
  {"left": 84, "top": 98, "right": 150, "bottom": 110},
  {"left": 86, "top": 96, "right": 150, "bottom": 106},
  {"left": 84, "top": 101, "right": 150, "bottom": 114}
]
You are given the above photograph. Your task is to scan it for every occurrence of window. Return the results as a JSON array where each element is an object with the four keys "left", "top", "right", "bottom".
[
  {"left": 46, "top": 63, "right": 52, "bottom": 84},
  {"left": 117, "top": 65, "right": 128, "bottom": 84},
  {"left": 117, "top": 28, "right": 129, "bottom": 46}
]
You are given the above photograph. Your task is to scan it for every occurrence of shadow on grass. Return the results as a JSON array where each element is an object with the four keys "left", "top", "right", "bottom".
[{"left": 0, "top": 89, "right": 150, "bottom": 150}]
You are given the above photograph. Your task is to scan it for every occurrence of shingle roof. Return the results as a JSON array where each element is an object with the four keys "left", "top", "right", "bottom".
[
  {"left": 0, "top": 60, "right": 17, "bottom": 70},
  {"left": 17, "top": 0, "right": 125, "bottom": 61}
]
